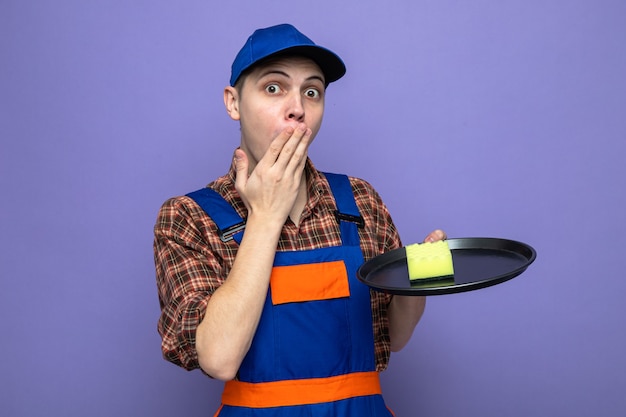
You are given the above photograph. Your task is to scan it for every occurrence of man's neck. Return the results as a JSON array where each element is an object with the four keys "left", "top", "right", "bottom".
[{"left": 288, "top": 174, "right": 308, "bottom": 227}]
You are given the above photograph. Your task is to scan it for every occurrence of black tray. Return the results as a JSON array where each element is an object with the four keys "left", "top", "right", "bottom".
[{"left": 357, "top": 238, "right": 536, "bottom": 296}]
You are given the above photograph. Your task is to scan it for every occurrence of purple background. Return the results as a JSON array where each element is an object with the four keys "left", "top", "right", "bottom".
[{"left": 2, "top": 1, "right": 625, "bottom": 416}]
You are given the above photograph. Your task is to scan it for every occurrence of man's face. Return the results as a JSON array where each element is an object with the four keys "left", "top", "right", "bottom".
[{"left": 225, "top": 56, "right": 326, "bottom": 169}]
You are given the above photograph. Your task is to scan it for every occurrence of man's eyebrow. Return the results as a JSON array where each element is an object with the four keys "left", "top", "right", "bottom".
[
  {"left": 306, "top": 74, "right": 326, "bottom": 85},
  {"left": 257, "top": 69, "right": 290, "bottom": 79}
]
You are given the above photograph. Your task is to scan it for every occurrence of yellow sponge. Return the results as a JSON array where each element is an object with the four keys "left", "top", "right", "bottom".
[{"left": 406, "top": 240, "right": 454, "bottom": 281}]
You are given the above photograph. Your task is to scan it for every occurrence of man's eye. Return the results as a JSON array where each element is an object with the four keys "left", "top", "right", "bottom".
[
  {"left": 265, "top": 84, "right": 281, "bottom": 94},
  {"left": 305, "top": 88, "right": 320, "bottom": 98}
]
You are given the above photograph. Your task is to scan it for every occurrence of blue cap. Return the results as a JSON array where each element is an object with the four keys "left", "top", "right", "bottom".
[{"left": 230, "top": 24, "right": 346, "bottom": 86}]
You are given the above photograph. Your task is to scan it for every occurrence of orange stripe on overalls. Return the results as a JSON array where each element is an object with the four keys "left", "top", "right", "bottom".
[{"left": 222, "top": 371, "right": 381, "bottom": 408}]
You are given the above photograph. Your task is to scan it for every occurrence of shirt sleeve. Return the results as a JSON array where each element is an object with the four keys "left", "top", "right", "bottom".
[{"left": 153, "top": 196, "right": 228, "bottom": 371}]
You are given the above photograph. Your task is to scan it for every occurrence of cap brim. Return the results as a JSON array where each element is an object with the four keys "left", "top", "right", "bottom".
[{"left": 275, "top": 45, "right": 346, "bottom": 84}]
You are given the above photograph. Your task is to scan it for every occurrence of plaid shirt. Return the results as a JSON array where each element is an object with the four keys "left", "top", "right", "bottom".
[{"left": 154, "top": 159, "right": 401, "bottom": 373}]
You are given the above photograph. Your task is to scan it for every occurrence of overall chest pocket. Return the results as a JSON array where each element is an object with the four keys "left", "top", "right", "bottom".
[{"left": 269, "top": 260, "right": 350, "bottom": 305}]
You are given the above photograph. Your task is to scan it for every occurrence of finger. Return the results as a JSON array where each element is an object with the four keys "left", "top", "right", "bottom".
[
  {"left": 258, "top": 127, "right": 296, "bottom": 168},
  {"left": 233, "top": 148, "right": 249, "bottom": 190},
  {"left": 283, "top": 126, "right": 312, "bottom": 176},
  {"left": 424, "top": 229, "right": 447, "bottom": 243},
  {"left": 272, "top": 124, "right": 309, "bottom": 170}
]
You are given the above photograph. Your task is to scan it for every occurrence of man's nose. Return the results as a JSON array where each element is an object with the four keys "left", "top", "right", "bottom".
[{"left": 286, "top": 93, "right": 305, "bottom": 121}]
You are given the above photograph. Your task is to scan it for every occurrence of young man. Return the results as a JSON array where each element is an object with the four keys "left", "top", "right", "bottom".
[{"left": 154, "top": 23, "right": 446, "bottom": 416}]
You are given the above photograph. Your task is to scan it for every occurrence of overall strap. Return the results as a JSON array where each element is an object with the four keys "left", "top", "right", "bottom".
[
  {"left": 186, "top": 188, "right": 245, "bottom": 244},
  {"left": 323, "top": 172, "right": 364, "bottom": 247}
]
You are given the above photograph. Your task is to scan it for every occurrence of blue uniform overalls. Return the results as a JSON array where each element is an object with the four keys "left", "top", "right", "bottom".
[{"left": 187, "top": 173, "right": 393, "bottom": 417}]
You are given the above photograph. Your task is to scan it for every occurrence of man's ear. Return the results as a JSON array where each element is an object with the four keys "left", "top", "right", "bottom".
[{"left": 224, "top": 86, "right": 241, "bottom": 121}]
